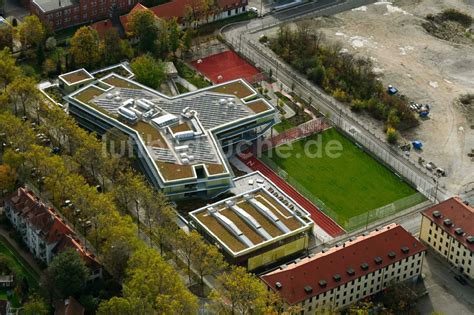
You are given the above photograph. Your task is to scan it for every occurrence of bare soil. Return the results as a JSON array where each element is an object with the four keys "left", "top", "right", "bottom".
[{"left": 293, "top": 0, "right": 474, "bottom": 197}]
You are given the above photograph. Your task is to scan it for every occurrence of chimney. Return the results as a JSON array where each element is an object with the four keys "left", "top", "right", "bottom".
[
  {"left": 59, "top": 0, "right": 62, "bottom": 7},
  {"left": 64, "top": 298, "right": 69, "bottom": 306}
]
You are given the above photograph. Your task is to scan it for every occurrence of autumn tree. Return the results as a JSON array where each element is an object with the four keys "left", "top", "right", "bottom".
[
  {"left": 45, "top": 249, "right": 89, "bottom": 298},
  {"left": 18, "top": 15, "right": 45, "bottom": 48},
  {"left": 0, "top": 164, "right": 17, "bottom": 196},
  {"left": 0, "top": 25, "right": 13, "bottom": 50},
  {"left": 127, "top": 9, "right": 158, "bottom": 53},
  {"left": 22, "top": 296, "right": 49, "bottom": 315},
  {"left": 123, "top": 247, "right": 199, "bottom": 313},
  {"left": 69, "top": 26, "right": 100, "bottom": 69},
  {"left": 130, "top": 54, "right": 165, "bottom": 89},
  {"left": 178, "top": 230, "right": 203, "bottom": 284},
  {"left": 6, "top": 76, "right": 40, "bottom": 116},
  {"left": 0, "top": 48, "right": 21, "bottom": 90},
  {"left": 191, "top": 240, "right": 227, "bottom": 293},
  {"left": 97, "top": 297, "right": 134, "bottom": 315},
  {"left": 210, "top": 266, "right": 268, "bottom": 314}
]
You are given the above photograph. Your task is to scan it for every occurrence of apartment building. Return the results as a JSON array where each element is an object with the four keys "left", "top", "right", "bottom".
[
  {"left": 189, "top": 171, "right": 313, "bottom": 271},
  {"left": 260, "top": 224, "right": 426, "bottom": 313},
  {"left": 120, "top": 0, "right": 248, "bottom": 32},
  {"left": 61, "top": 65, "right": 275, "bottom": 199},
  {"left": 30, "top": 0, "right": 139, "bottom": 30},
  {"left": 419, "top": 197, "right": 474, "bottom": 279},
  {"left": 4, "top": 187, "right": 102, "bottom": 280}
]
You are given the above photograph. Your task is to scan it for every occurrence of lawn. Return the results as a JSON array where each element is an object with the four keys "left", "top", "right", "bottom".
[
  {"left": 273, "top": 119, "right": 295, "bottom": 133},
  {"left": 0, "top": 237, "right": 39, "bottom": 288},
  {"left": 264, "top": 128, "right": 417, "bottom": 225}
]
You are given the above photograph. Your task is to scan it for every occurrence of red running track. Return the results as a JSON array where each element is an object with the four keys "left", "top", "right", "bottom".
[
  {"left": 191, "top": 50, "right": 261, "bottom": 84},
  {"left": 238, "top": 153, "right": 345, "bottom": 237}
]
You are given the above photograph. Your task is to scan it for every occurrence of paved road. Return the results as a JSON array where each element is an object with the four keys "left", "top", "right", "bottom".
[{"left": 417, "top": 250, "right": 474, "bottom": 315}]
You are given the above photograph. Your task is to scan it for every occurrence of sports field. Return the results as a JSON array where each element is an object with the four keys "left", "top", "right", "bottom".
[{"left": 264, "top": 128, "right": 417, "bottom": 225}]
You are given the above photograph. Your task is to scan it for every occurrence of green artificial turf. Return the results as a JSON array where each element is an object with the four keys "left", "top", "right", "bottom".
[{"left": 264, "top": 128, "right": 417, "bottom": 224}]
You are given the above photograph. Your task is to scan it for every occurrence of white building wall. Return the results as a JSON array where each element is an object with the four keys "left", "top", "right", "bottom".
[{"left": 298, "top": 252, "right": 425, "bottom": 313}]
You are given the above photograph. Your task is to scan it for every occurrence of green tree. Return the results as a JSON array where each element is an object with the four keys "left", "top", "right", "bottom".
[
  {"left": 18, "top": 15, "right": 45, "bottom": 48},
  {"left": 0, "top": 48, "right": 21, "bottom": 90},
  {"left": 210, "top": 266, "right": 268, "bottom": 314},
  {"left": 127, "top": 9, "right": 158, "bottom": 53},
  {"left": 167, "top": 18, "right": 181, "bottom": 57},
  {"left": 130, "top": 54, "right": 165, "bottom": 89},
  {"left": 101, "top": 28, "right": 132, "bottom": 65},
  {"left": 23, "top": 296, "right": 49, "bottom": 315},
  {"left": 46, "top": 249, "right": 89, "bottom": 298},
  {"left": 69, "top": 26, "right": 100, "bottom": 69}
]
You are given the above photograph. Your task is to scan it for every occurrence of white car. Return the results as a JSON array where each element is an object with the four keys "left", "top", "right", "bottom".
[{"left": 249, "top": 7, "right": 259, "bottom": 14}]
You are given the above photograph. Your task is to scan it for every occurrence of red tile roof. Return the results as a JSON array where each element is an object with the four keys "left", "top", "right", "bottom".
[
  {"left": 54, "top": 296, "right": 85, "bottom": 315},
  {"left": 89, "top": 19, "right": 115, "bottom": 39},
  {"left": 260, "top": 224, "right": 426, "bottom": 305},
  {"left": 422, "top": 197, "right": 474, "bottom": 251},
  {"left": 8, "top": 187, "right": 101, "bottom": 269},
  {"left": 120, "top": 0, "right": 246, "bottom": 32},
  {"left": 120, "top": 3, "right": 150, "bottom": 33}
]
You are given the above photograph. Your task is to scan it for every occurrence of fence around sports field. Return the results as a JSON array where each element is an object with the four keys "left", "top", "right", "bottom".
[{"left": 259, "top": 153, "right": 426, "bottom": 231}]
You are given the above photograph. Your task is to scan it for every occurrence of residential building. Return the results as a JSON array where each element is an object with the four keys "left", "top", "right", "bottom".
[
  {"left": 189, "top": 171, "right": 313, "bottom": 271},
  {"left": 260, "top": 224, "right": 426, "bottom": 313},
  {"left": 4, "top": 187, "right": 102, "bottom": 280},
  {"left": 120, "top": 0, "right": 248, "bottom": 32},
  {"left": 419, "top": 197, "right": 474, "bottom": 279},
  {"left": 30, "top": 0, "right": 139, "bottom": 30},
  {"left": 61, "top": 65, "right": 276, "bottom": 199},
  {"left": 54, "top": 296, "right": 85, "bottom": 315}
]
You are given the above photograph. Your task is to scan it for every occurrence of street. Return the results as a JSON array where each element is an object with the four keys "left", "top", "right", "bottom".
[{"left": 417, "top": 250, "right": 474, "bottom": 315}]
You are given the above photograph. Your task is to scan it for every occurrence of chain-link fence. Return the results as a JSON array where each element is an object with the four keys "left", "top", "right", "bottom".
[
  {"left": 224, "top": 33, "right": 445, "bottom": 203},
  {"left": 258, "top": 153, "right": 426, "bottom": 231}
]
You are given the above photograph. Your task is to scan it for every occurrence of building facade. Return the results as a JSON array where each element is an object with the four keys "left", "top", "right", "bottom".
[
  {"left": 4, "top": 187, "right": 102, "bottom": 280},
  {"left": 30, "top": 0, "right": 139, "bottom": 30},
  {"left": 189, "top": 171, "right": 313, "bottom": 271},
  {"left": 419, "top": 197, "right": 474, "bottom": 280},
  {"left": 260, "top": 224, "right": 426, "bottom": 313}
]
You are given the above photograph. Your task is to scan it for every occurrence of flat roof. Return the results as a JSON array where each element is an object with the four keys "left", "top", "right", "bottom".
[
  {"left": 422, "top": 197, "right": 474, "bottom": 252},
  {"left": 190, "top": 186, "right": 313, "bottom": 256},
  {"left": 59, "top": 69, "right": 93, "bottom": 85},
  {"left": 32, "top": 0, "right": 77, "bottom": 12},
  {"left": 65, "top": 72, "right": 275, "bottom": 183},
  {"left": 260, "top": 224, "right": 426, "bottom": 305}
]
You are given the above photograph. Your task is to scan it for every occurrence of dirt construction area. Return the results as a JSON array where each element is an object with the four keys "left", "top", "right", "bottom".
[{"left": 281, "top": 0, "right": 474, "bottom": 198}]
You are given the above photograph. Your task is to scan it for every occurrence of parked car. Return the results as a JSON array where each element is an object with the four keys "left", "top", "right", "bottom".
[
  {"left": 249, "top": 7, "right": 259, "bottom": 14},
  {"left": 454, "top": 274, "right": 468, "bottom": 285}
]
